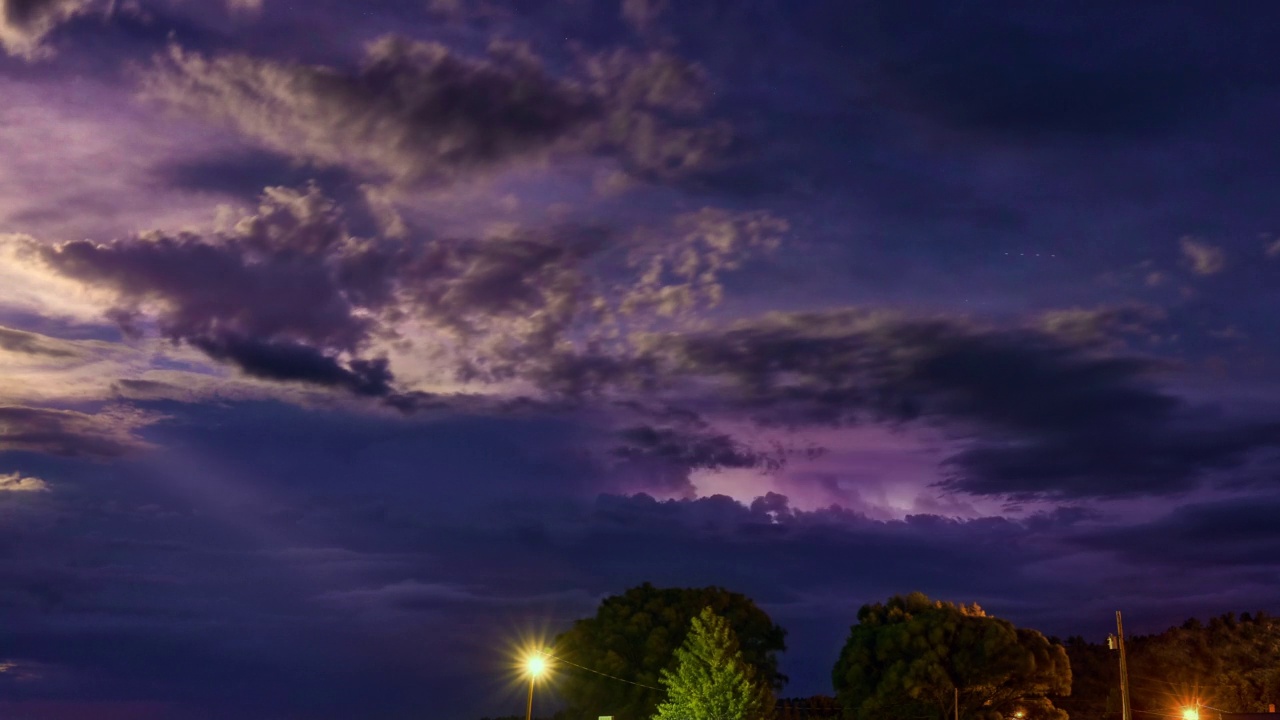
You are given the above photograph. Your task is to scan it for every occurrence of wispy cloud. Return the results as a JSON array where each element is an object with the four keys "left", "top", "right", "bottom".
[
  {"left": 1180, "top": 236, "right": 1226, "bottom": 275},
  {"left": 140, "top": 38, "right": 729, "bottom": 185}
]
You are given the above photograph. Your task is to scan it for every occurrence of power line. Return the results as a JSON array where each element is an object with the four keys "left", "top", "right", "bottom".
[{"left": 538, "top": 649, "right": 663, "bottom": 692}]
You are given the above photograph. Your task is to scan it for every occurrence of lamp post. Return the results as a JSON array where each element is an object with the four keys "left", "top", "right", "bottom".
[{"left": 525, "top": 652, "right": 546, "bottom": 720}]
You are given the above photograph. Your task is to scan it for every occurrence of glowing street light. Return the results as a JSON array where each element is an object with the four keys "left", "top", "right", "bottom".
[
  {"left": 1183, "top": 707, "right": 1200, "bottom": 720},
  {"left": 527, "top": 654, "right": 546, "bottom": 678},
  {"left": 525, "top": 650, "right": 548, "bottom": 720}
]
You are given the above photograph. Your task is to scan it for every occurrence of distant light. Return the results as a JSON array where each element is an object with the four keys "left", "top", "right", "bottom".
[
  {"left": 1014, "top": 712, "right": 1025, "bottom": 719},
  {"left": 527, "top": 653, "right": 547, "bottom": 678},
  {"left": 1183, "top": 708, "right": 1200, "bottom": 720}
]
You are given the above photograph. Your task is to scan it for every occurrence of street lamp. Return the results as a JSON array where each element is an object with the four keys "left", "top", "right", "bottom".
[
  {"left": 525, "top": 651, "right": 547, "bottom": 720},
  {"left": 1183, "top": 707, "right": 1200, "bottom": 720}
]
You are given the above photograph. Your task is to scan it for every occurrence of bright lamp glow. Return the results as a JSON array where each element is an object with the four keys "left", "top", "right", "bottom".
[
  {"left": 527, "top": 654, "right": 547, "bottom": 677},
  {"left": 1183, "top": 708, "right": 1199, "bottom": 720}
]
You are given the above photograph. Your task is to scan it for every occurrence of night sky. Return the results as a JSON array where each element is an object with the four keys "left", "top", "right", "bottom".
[{"left": 2, "top": 1, "right": 1280, "bottom": 718}]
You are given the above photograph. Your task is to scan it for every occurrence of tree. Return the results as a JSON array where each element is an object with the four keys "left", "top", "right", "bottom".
[
  {"left": 1053, "top": 635, "right": 1120, "bottom": 720},
  {"left": 1062, "top": 610, "right": 1280, "bottom": 718},
  {"left": 553, "top": 583, "right": 787, "bottom": 720},
  {"left": 833, "top": 592, "right": 1071, "bottom": 720},
  {"left": 654, "top": 606, "right": 776, "bottom": 720}
]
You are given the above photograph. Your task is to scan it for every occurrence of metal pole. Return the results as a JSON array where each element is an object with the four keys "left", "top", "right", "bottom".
[
  {"left": 955, "top": 686, "right": 960, "bottom": 720},
  {"left": 526, "top": 674, "right": 535, "bottom": 720},
  {"left": 1117, "top": 611, "right": 1132, "bottom": 720}
]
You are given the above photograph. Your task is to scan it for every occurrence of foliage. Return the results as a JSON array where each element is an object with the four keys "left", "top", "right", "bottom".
[
  {"left": 653, "top": 606, "right": 776, "bottom": 720},
  {"left": 776, "top": 695, "right": 842, "bottom": 720},
  {"left": 1061, "top": 611, "right": 1280, "bottom": 720},
  {"left": 832, "top": 592, "right": 1071, "bottom": 720},
  {"left": 1053, "top": 635, "right": 1121, "bottom": 720},
  {"left": 552, "top": 583, "right": 787, "bottom": 720}
]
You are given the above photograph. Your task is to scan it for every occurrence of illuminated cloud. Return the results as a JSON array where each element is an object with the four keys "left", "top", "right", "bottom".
[
  {"left": 0, "top": 404, "right": 154, "bottom": 457},
  {"left": 0, "top": 471, "right": 48, "bottom": 492},
  {"left": 141, "top": 38, "right": 729, "bottom": 184},
  {"left": 0, "top": 0, "right": 92, "bottom": 59},
  {"left": 1180, "top": 236, "right": 1226, "bottom": 275},
  {"left": 9, "top": 183, "right": 784, "bottom": 402},
  {"left": 0, "top": 326, "right": 79, "bottom": 358}
]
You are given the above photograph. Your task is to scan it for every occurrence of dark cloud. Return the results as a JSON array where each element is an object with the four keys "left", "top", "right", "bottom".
[
  {"left": 191, "top": 334, "right": 394, "bottom": 397},
  {"left": 141, "top": 36, "right": 729, "bottom": 183},
  {"left": 609, "top": 424, "right": 783, "bottom": 496},
  {"left": 0, "top": 405, "right": 150, "bottom": 457},
  {"left": 1077, "top": 494, "right": 1280, "bottom": 568},
  {"left": 568, "top": 309, "right": 1280, "bottom": 499}
]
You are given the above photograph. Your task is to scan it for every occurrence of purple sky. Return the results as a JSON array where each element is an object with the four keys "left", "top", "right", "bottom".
[{"left": 2, "top": 1, "right": 1280, "bottom": 718}]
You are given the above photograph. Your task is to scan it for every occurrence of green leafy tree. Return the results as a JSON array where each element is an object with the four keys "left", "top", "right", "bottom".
[
  {"left": 833, "top": 592, "right": 1071, "bottom": 720},
  {"left": 553, "top": 583, "right": 787, "bottom": 720},
  {"left": 654, "top": 607, "right": 776, "bottom": 720}
]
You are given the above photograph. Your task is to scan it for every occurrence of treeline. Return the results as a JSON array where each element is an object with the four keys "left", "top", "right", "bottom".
[
  {"left": 776, "top": 695, "right": 841, "bottom": 719},
  {"left": 480, "top": 583, "right": 1280, "bottom": 720},
  {"left": 1058, "top": 611, "right": 1280, "bottom": 720}
]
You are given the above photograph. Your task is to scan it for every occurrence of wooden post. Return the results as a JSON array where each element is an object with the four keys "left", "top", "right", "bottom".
[{"left": 1117, "top": 611, "right": 1133, "bottom": 720}]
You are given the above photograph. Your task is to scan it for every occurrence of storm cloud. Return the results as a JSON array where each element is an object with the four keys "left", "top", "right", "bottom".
[{"left": 595, "top": 310, "right": 1280, "bottom": 499}]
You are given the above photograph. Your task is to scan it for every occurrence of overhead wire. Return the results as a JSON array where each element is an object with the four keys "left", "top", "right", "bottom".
[{"left": 536, "top": 649, "right": 663, "bottom": 692}]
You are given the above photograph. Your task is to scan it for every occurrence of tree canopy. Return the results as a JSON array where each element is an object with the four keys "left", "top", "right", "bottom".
[
  {"left": 552, "top": 583, "right": 787, "bottom": 720},
  {"left": 1061, "top": 611, "right": 1280, "bottom": 720},
  {"left": 654, "top": 606, "right": 776, "bottom": 720},
  {"left": 833, "top": 592, "right": 1071, "bottom": 720}
]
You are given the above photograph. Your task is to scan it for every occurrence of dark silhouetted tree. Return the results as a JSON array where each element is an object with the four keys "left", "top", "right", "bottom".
[
  {"left": 833, "top": 592, "right": 1071, "bottom": 720},
  {"left": 1061, "top": 610, "right": 1280, "bottom": 719},
  {"left": 654, "top": 606, "right": 775, "bottom": 720}
]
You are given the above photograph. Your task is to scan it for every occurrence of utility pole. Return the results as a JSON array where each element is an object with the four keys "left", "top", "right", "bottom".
[
  {"left": 955, "top": 686, "right": 961, "bottom": 720},
  {"left": 525, "top": 673, "right": 535, "bottom": 720},
  {"left": 1109, "top": 611, "right": 1133, "bottom": 720}
]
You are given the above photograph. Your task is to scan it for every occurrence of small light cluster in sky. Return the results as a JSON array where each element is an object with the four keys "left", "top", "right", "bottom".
[{"left": 2, "top": 1, "right": 1280, "bottom": 718}]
